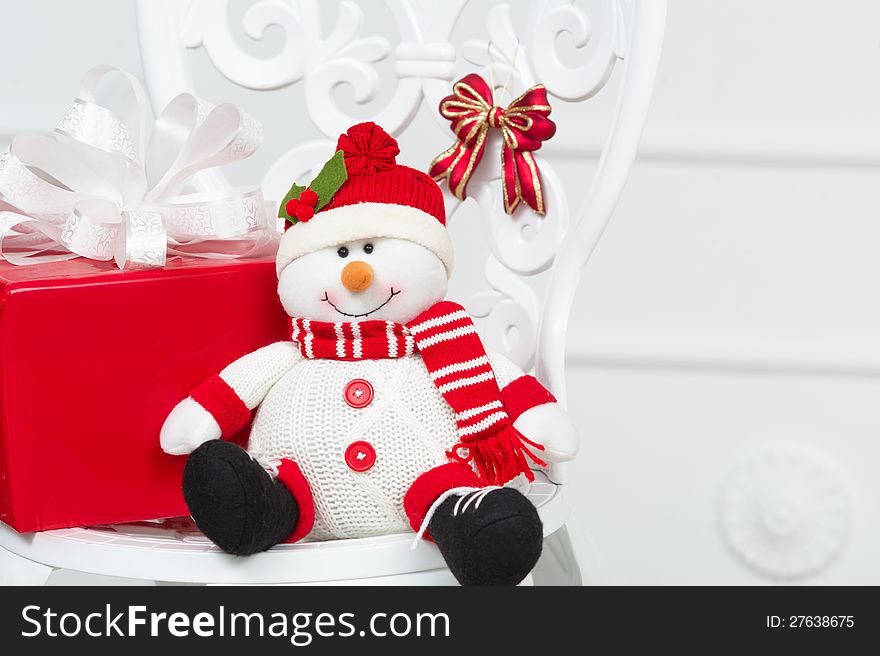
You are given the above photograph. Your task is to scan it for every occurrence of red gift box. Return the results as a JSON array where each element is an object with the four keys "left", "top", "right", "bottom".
[{"left": 0, "top": 256, "right": 288, "bottom": 533}]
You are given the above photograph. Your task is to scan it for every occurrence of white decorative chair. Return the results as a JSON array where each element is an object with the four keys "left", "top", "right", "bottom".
[{"left": 0, "top": 0, "right": 665, "bottom": 585}]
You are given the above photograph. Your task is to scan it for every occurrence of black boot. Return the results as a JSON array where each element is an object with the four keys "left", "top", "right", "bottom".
[
  {"left": 428, "top": 487, "right": 543, "bottom": 585},
  {"left": 183, "top": 440, "right": 298, "bottom": 556}
]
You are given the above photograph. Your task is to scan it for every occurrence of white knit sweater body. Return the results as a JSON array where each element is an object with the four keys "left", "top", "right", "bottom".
[{"left": 218, "top": 341, "right": 524, "bottom": 540}]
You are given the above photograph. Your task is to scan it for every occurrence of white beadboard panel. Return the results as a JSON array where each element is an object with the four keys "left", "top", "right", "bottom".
[
  {"left": 544, "top": 121, "right": 880, "bottom": 168},
  {"left": 649, "top": 0, "right": 880, "bottom": 135},
  {"left": 568, "top": 159, "right": 880, "bottom": 350},
  {"left": 547, "top": 0, "right": 880, "bottom": 165},
  {"left": 569, "top": 333, "right": 880, "bottom": 378},
  {"left": 564, "top": 364, "right": 880, "bottom": 585}
]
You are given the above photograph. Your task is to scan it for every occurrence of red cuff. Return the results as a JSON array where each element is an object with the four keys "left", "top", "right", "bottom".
[
  {"left": 277, "top": 459, "right": 315, "bottom": 544},
  {"left": 501, "top": 375, "right": 556, "bottom": 421},
  {"left": 190, "top": 375, "right": 251, "bottom": 439},
  {"left": 404, "top": 463, "right": 482, "bottom": 539}
]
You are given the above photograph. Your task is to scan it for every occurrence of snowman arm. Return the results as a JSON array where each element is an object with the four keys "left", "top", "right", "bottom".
[
  {"left": 487, "top": 351, "right": 556, "bottom": 417},
  {"left": 487, "top": 351, "right": 579, "bottom": 463},
  {"left": 212, "top": 341, "right": 301, "bottom": 411},
  {"left": 190, "top": 341, "right": 301, "bottom": 438},
  {"left": 160, "top": 342, "right": 299, "bottom": 456}
]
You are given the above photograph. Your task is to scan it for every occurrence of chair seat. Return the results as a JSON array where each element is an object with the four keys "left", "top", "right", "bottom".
[{"left": 0, "top": 472, "right": 565, "bottom": 585}]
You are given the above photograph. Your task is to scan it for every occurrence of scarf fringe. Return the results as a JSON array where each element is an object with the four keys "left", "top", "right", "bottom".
[{"left": 447, "top": 425, "right": 547, "bottom": 485}]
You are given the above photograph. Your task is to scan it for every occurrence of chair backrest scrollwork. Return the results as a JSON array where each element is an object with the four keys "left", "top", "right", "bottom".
[{"left": 136, "top": 0, "right": 666, "bottom": 430}]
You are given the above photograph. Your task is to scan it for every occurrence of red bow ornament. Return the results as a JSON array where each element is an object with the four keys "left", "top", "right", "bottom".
[{"left": 429, "top": 73, "right": 556, "bottom": 215}]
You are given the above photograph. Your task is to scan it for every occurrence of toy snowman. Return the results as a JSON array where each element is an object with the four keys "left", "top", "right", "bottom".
[{"left": 160, "top": 122, "right": 577, "bottom": 585}]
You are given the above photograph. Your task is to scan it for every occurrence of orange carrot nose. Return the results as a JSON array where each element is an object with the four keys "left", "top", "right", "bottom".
[{"left": 341, "top": 261, "right": 374, "bottom": 292}]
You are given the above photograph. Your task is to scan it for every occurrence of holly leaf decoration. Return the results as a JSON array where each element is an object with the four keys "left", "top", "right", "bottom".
[
  {"left": 276, "top": 150, "right": 347, "bottom": 226},
  {"left": 278, "top": 182, "right": 307, "bottom": 222},
  {"left": 310, "top": 150, "right": 347, "bottom": 211}
]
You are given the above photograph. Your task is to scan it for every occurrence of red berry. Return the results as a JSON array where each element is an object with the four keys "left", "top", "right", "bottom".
[
  {"left": 284, "top": 219, "right": 295, "bottom": 231},
  {"left": 285, "top": 198, "right": 300, "bottom": 217},
  {"left": 295, "top": 204, "right": 315, "bottom": 222},
  {"left": 300, "top": 188, "right": 318, "bottom": 207}
]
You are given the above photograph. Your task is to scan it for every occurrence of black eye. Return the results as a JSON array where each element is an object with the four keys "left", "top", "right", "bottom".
[
  {"left": 337, "top": 246, "right": 349, "bottom": 258},
  {"left": 363, "top": 243, "right": 374, "bottom": 254}
]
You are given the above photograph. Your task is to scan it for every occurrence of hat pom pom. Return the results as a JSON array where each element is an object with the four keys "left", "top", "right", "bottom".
[{"left": 337, "top": 122, "right": 400, "bottom": 176}]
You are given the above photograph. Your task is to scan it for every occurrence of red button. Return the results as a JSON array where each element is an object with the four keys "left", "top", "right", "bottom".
[
  {"left": 345, "top": 440, "right": 376, "bottom": 472},
  {"left": 344, "top": 379, "right": 374, "bottom": 408}
]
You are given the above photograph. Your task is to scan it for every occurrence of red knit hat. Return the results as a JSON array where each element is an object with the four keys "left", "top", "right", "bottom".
[{"left": 276, "top": 123, "right": 452, "bottom": 276}]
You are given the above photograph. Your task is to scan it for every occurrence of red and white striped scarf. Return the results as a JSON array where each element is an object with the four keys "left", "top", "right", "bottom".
[{"left": 289, "top": 300, "right": 545, "bottom": 483}]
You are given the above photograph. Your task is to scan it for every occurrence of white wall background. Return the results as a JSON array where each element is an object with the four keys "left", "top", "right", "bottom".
[{"left": 2, "top": 0, "right": 879, "bottom": 584}]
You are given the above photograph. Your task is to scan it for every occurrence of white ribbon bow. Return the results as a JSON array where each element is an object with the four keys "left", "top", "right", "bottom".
[{"left": 0, "top": 66, "right": 277, "bottom": 269}]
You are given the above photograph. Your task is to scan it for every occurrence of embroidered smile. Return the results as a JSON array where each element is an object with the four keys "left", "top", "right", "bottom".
[{"left": 321, "top": 288, "right": 401, "bottom": 318}]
